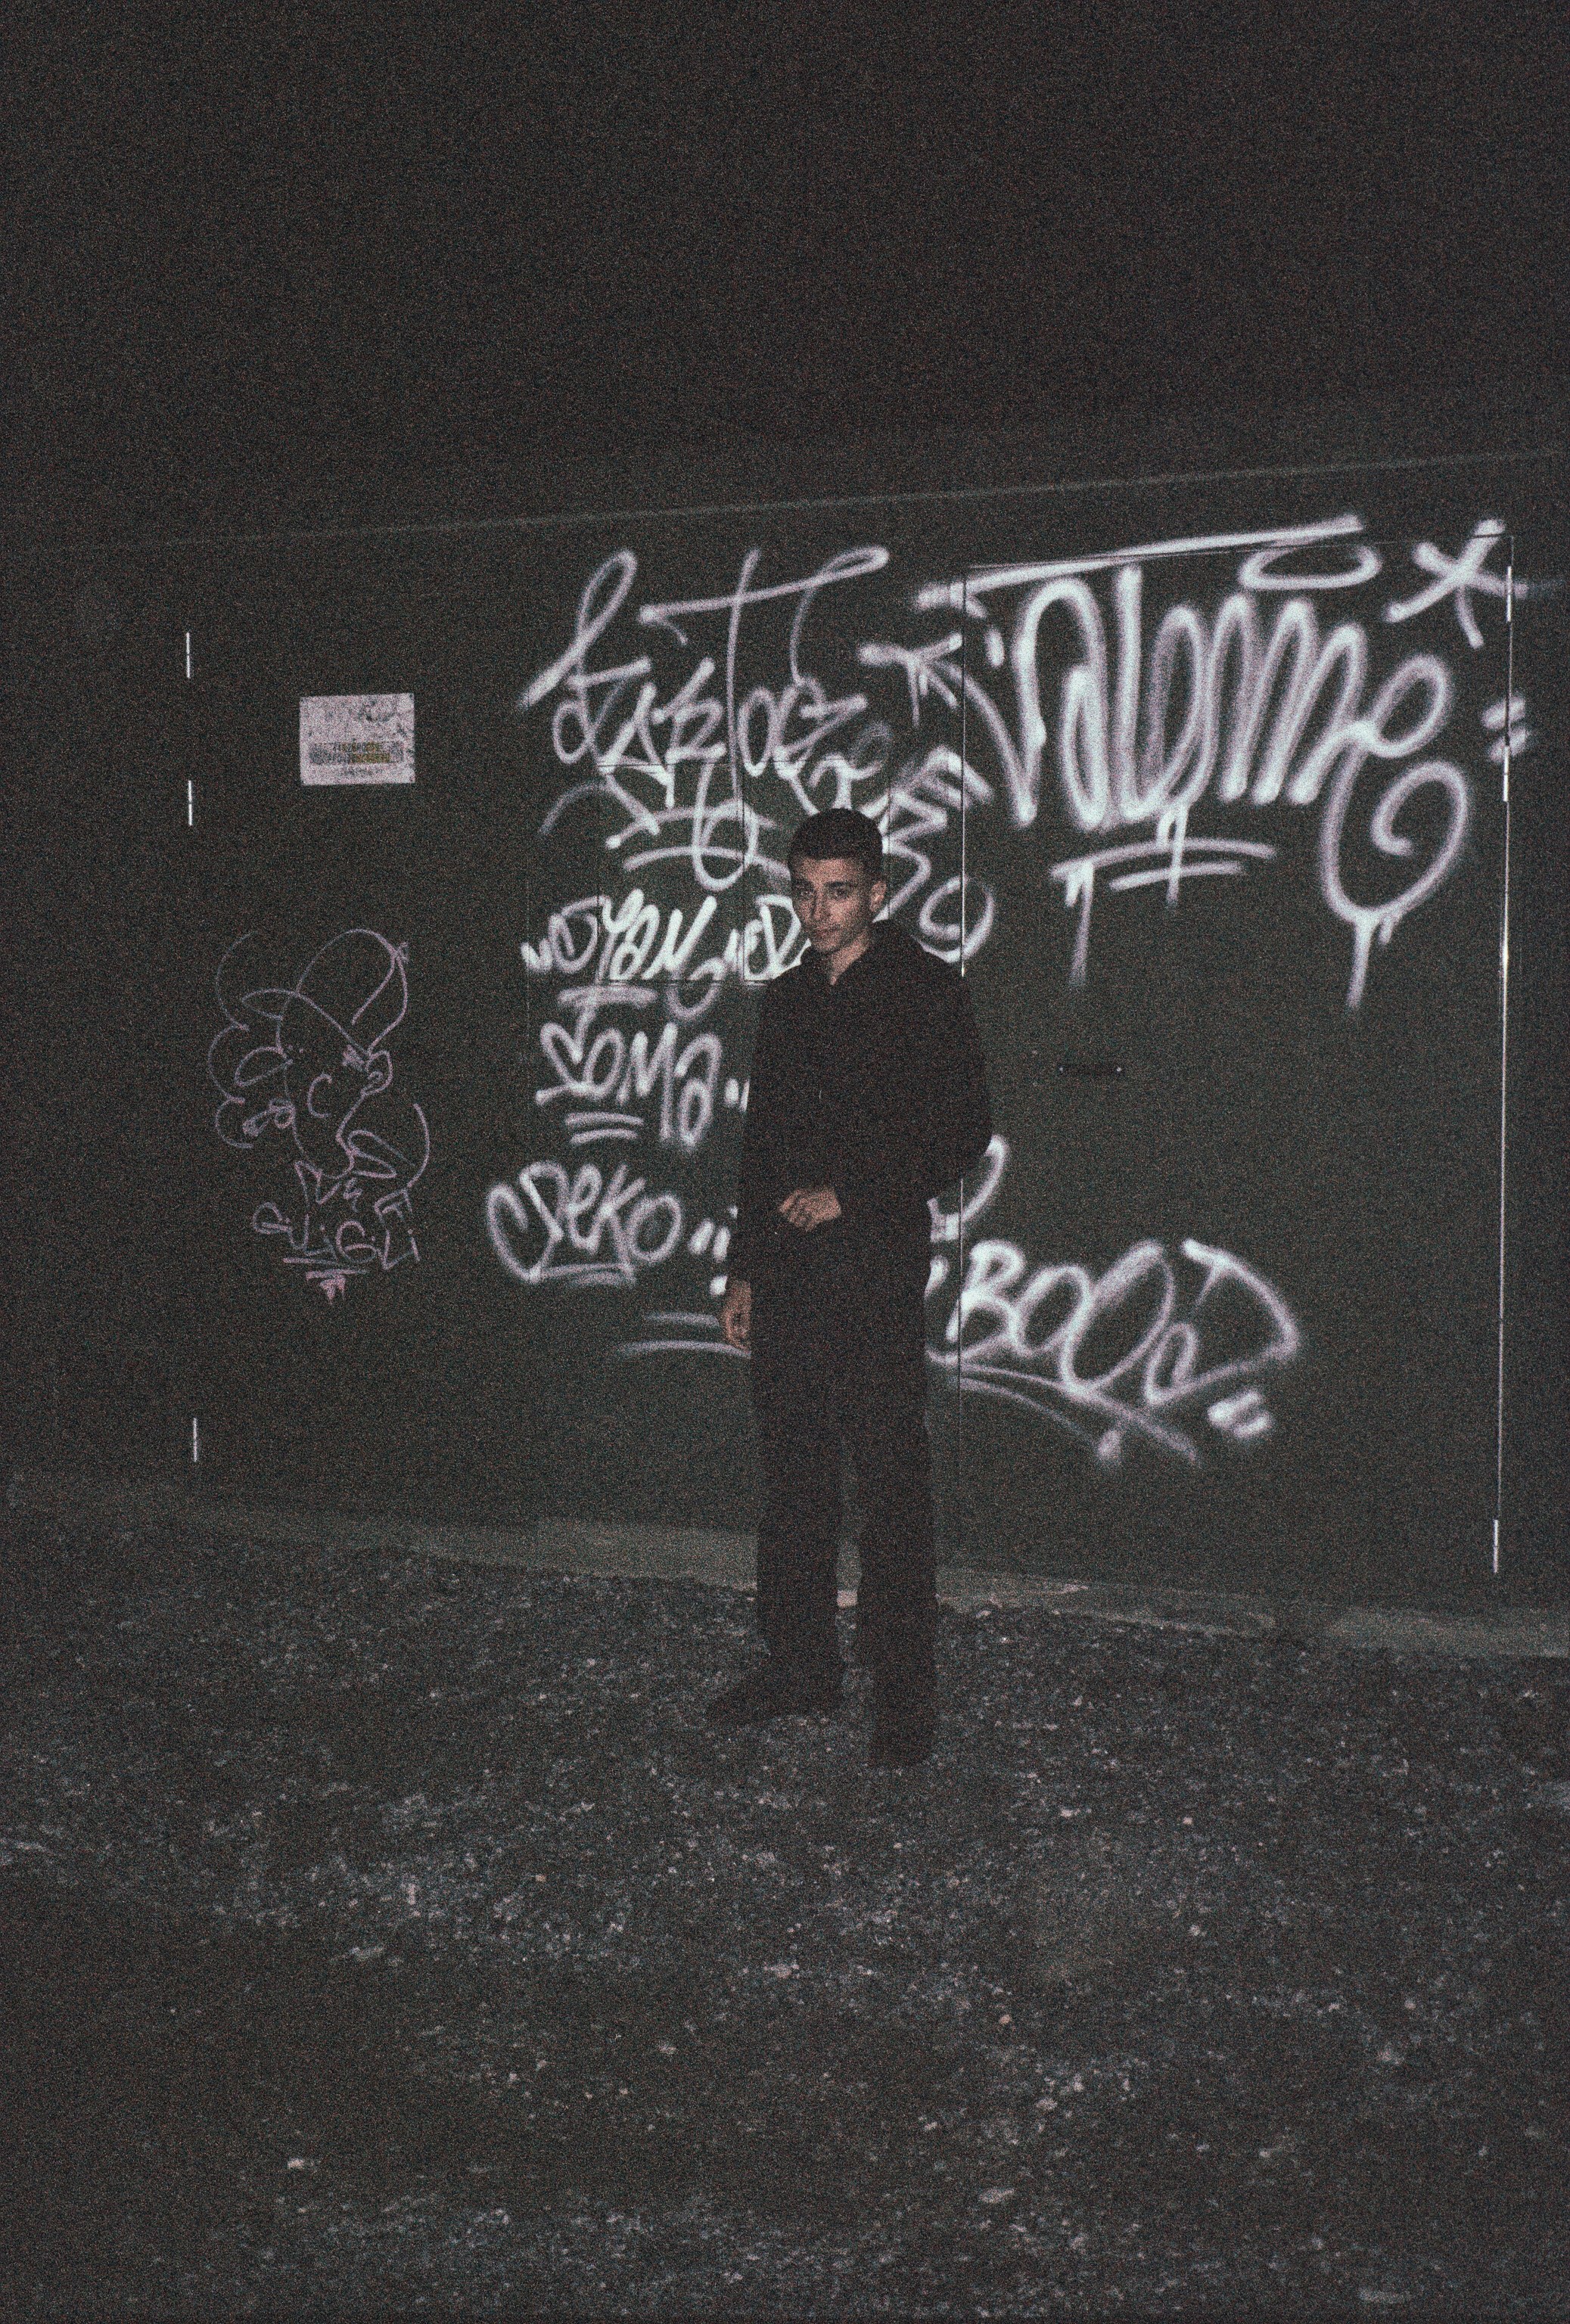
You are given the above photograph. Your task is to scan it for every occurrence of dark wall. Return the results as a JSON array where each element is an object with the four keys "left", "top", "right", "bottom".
[
  {"left": 3, "top": 548, "right": 190, "bottom": 1470},
  {"left": 6, "top": 437, "right": 1565, "bottom": 1605}
]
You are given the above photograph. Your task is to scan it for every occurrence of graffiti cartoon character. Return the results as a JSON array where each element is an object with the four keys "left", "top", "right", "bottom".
[{"left": 209, "top": 927, "right": 431, "bottom": 1297}]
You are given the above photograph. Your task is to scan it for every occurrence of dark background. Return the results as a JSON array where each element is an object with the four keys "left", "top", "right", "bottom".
[{"left": 4, "top": 2, "right": 1567, "bottom": 522}]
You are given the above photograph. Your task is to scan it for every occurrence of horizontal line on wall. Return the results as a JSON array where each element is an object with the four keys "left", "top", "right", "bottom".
[{"left": 67, "top": 440, "right": 1569, "bottom": 559}]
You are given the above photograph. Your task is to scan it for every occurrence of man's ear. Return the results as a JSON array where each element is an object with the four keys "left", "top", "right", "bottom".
[{"left": 869, "top": 877, "right": 889, "bottom": 916}]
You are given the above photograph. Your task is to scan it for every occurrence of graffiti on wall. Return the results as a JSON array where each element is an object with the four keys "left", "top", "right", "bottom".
[
  {"left": 932, "top": 513, "right": 1510, "bottom": 1007},
  {"left": 614, "top": 1136, "right": 1302, "bottom": 1468},
  {"left": 513, "top": 511, "right": 1519, "bottom": 1001},
  {"left": 210, "top": 927, "right": 430, "bottom": 1300},
  {"left": 487, "top": 508, "right": 1518, "bottom": 1467}
]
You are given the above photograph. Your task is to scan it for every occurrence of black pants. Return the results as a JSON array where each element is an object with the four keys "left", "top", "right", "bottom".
[{"left": 748, "top": 1230, "right": 937, "bottom": 1710}]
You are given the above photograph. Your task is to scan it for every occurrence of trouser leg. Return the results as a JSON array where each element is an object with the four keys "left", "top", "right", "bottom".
[
  {"left": 842, "top": 1279, "right": 937, "bottom": 1711},
  {"left": 748, "top": 1279, "right": 844, "bottom": 1679}
]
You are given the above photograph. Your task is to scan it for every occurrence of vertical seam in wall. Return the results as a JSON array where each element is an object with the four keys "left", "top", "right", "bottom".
[
  {"left": 1493, "top": 556, "right": 1513, "bottom": 1573},
  {"left": 957, "top": 576, "right": 972, "bottom": 1558}
]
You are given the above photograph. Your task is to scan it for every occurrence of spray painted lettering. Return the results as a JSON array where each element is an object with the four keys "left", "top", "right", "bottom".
[
  {"left": 620, "top": 1139, "right": 1301, "bottom": 1469},
  {"left": 490, "top": 505, "right": 1520, "bottom": 1472}
]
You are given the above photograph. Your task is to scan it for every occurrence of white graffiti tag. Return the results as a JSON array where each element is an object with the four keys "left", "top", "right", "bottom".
[
  {"left": 918, "top": 514, "right": 1481, "bottom": 1007},
  {"left": 932, "top": 1223, "right": 1298, "bottom": 1469},
  {"left": 533, "top": 986, "right": 723, "bottom": 1152},
  {"left": 519, "top": 511, "right": 1509, "bottom": 1011},
  {"left": 486, "top": 1159, "right": 684, "bottom": 1288},
  {"left": 617, "top": 1139, "right": 1299, "bottom": 1471},
  {"left": 1384, "top": 517, "right": 1509, "bottom": 650},
  {"left": 923, "top": 1142, "right": 1298, "bottom": 1465},
  {"left": 520, "top": 546, "right": 990, "bottom": 962}
]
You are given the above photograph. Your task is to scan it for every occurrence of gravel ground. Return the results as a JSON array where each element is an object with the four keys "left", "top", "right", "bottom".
[{"left": 1, "top": 1508, "right": 1567, "bottom": 2321}]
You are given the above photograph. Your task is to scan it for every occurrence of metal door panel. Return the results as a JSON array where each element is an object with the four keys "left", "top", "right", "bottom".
[{"left": 950, "top": 513, "right": 1507, "bottom": 1595}]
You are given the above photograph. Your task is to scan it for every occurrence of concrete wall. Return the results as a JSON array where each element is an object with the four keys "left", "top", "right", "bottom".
[{"left": 5, "top": 406, "right": 1565, "bottom": 1603}]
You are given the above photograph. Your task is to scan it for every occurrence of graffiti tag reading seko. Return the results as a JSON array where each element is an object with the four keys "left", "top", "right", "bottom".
[{"left": 209, "top": 928, "right": 430, "bottom": 1301}]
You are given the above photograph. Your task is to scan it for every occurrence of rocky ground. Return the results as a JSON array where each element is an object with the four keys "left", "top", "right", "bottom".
[{"left": 1, "top": 1507, "right": 1567, "bottom": 2319}]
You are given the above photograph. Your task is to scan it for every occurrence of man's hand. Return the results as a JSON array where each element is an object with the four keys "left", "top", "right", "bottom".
[
  {"left": 720, "top": 1277, "right": 752, "bottom": 1352},
  {"left": 778, "top": 1185, "right": 842, "bottom": 1232}
]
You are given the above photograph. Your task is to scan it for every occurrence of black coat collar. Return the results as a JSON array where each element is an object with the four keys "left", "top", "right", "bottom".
[{"left": 800, "top": 918, "right": 889, "bottom": 993}]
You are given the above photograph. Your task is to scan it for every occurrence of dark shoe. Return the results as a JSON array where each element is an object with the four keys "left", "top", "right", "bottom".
[
  {"left": 704, "top": 1664, "right": 843, "bottom": 1727},
  {"left": 869, "top": 1704, "right": 936, "bottom": 1766}
]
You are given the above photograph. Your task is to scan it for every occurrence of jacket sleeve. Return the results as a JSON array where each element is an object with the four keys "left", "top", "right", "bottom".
[
  {"left": 724, "top": 986, "right": 783, "bottom": 1283},
  {"left": 835, "top": 972, "right": 993, "bottom": 1231}
]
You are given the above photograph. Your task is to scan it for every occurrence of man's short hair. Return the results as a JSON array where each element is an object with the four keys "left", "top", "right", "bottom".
[{"left": 787, "top": 809, "right": 884, "bottom": 886}]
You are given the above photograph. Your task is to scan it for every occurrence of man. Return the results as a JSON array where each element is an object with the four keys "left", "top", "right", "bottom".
[{"left": 707, "top": 808, "right": 993, "bottom": 1766}]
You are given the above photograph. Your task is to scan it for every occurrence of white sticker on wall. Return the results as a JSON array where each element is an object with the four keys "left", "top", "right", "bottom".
[{"left": 300, "top": 694, "right": 415, "bottom": 785}]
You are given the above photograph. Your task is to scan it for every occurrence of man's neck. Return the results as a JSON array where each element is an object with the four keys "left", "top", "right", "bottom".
[{"left": 822, "top": 924, "right": 876, "bottom": 985}]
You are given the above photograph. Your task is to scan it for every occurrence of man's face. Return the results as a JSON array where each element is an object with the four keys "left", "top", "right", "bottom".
[{"left": 789, "top": 855, "right": 888, "bottom": 971}]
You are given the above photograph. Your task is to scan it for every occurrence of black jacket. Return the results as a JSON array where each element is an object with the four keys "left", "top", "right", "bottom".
[{"left": 727, "top": 920, "right": 993, "bottom": 1282}]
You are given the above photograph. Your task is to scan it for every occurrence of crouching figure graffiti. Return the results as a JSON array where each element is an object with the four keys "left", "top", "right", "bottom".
[{"left": 208, "top": 927, "right": 431, "bottom": 1301}]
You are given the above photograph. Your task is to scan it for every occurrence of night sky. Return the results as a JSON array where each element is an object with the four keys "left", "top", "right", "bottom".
[{"left": 5, "top": 2, "right": 1567, "bottom": 518}]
